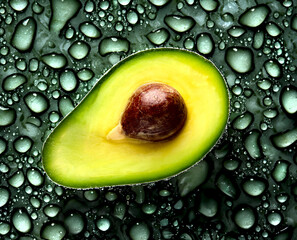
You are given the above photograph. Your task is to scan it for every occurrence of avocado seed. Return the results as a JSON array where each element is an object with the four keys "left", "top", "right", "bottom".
[{"left": 119, "top": 83, "right": 187, "bottom": 141}]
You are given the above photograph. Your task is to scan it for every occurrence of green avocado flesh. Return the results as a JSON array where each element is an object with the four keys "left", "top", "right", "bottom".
[{"left": 42, "top": 48, "right": 229, "bottom": 188}]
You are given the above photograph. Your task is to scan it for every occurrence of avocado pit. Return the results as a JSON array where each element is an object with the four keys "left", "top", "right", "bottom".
[{"left": 108, "top": 83, "right": 187, "bottom": 142}]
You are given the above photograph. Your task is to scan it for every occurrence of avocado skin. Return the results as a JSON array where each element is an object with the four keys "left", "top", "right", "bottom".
[{"left": 42, "top": 48, "right": 230, "bottom": 189}]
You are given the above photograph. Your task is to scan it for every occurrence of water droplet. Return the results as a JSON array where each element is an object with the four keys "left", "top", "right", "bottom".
[
  {"left": 198, "top": 192, "right": 218, "bottom": 217},
  {"left": 0, "top": 138, "right": 7, "bottom": 155},
  {"left": 196, "top": 33, "right": 214, "bottom": 55},
  {"left": 50, "top": 0, "right": 81, "bottom": 34},
  {"left": 147, "top": 28, "right": 169, "bottom": 46},
  {"left": 11, "top": 17, "right": 36, "bottom": 53},
  {"left": 266, "top": 22, "right": 282, "bottom": 37},
  {"left": 83, "top": 190, "right": 99, "bottom": 201},
  {"left": 142, "top": 203, "right": 157, "bottom": 214},
  {"left": 267, "top": 211, "right": 282, "bottom": 226},
  {"left": 129, "top": 222, "right": 150, "bottom": 240},
  {"left": 183, "top": 37, "right": 195, "bottom": 50},
  {"left": 216, "top": 173, "right": 238, "bottom": 198},
  {"left": 199, "top": 0, "right": 218, "bottom": 12},
  {"left": 239, "top": 5, "right": 270, "bottom": 28},
  {"left": 32, "top": 2, "right": 44, "bottom": 14},
  {"left": 272, "top": 160, "right": 290, "bottom": 182},
  {"left": 264, "top": 60, "right": 282, "bottom": 78},
  {"left": 99, "top": 37, "right": 130, "bottom": 56},
  {"left": 24, "top": 92, "right": 49, "bottom": 114},
  {"left": 0, "top": 222, "right": 10, "bottom": 235},
  {"left": 0, "top": 187, "right": 10, "bottom": 207},
  {"left": 0, "top": 106, "right": 16, "bottom": 126},
  {"left": 234, "top": 206, "right": 256, "bottom": 229},
  {"left": 41, "top": 222, "right": 66, "bottom": 240},
  {"left": 77, "top": 68, "right": 94, "bottom": 82},
  {"left": 44, "top": 204, "right": 61, "bottom": 218},
  {"left": 14, "top": 136, "right": 32, "bottom": 153},
  {"left": 164, "top": 15, "right": 195, "bottom": 33},
  {"left": 113, "top": 202, "right": 126, "bottom": 220},
  {"left": 27, "top": 168, "right": 44, "bottom": 186},
  {"left": 8, "top": 171, "right": 25, "bottom": 188},
  {"left": 232, "top": 112, "right": 253, "bottom": 130},
  {"left": 226, "top": 47, "right": 253, "bottom": 73},
  {"left": 68, "top": 41, "right": 90, "bottom": 60},
  {"left": 257, "top": 78, "right": 272, "bottom": 90},
  {"left": 149, "top": 0, "right": 170, "bottom": 7},
  {"left": 228, "top": 26, "right": 246, "bottom": 38},
  {"left": 79, "top": 22, "right": 101, "bottom": 39},
  {"left": 9, "top": 0, "right": 29, "bottom": 11},
  {"left": 291, "top": 14, "right": 297, "bottom": 31},
  {"left": 65, "top": 211, "right": 85, "bottom": 234},
  {"left": 58, "top": 96, "right": 74, "bottom": 117},
  {"left": 177, "top": 160, "right": 209, "bottom": 197},
  {"left": 271, "top": 127, "right": 297, "bottom": 148},
  {"left": 96, "top": 217, "right": 110, "bottom": 231},
  {"left": 59, "top": 69, "right": 78, "bottom": 92},
  {"left": 253, "top": 30, "right": 264, "bottom": 49},
  {"left": 242, "top": 177, "right": 267, "bottom": 197},
  {"left": 127, "top": 10, "right": 139, "bottom": 25},
  {"left": 280, "top": 86, "right": 297, "bottom": 114},
  {"left": 3, "top": 73, "right": 27, "bottom": 91},
  {"left": 244, "top": 130, "right": 262, "bottom": 159},
  {"left": 12, "top": 208, "right": 32, "bottom": 233},
  {"left": 41, "top": 53, "right": 67, "bottom": 69},
  {"left": 223, "top": 158, "right": 240, "bottom": 171}
]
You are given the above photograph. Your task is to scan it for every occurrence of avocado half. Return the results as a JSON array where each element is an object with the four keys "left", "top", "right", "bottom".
[{"left": 42, "top": 48, "right": 230, "bottom": 188}]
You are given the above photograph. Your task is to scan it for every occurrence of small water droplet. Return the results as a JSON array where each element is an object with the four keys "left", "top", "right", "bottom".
[
  {"left": 164, "top": 15, "right": 195, "bottom": 33},
  {"left": 24, "top": 92, "right": 49, "bottom": 114},
  {"left": 147, "top": 28, "right": 169, "bottom": 46}
]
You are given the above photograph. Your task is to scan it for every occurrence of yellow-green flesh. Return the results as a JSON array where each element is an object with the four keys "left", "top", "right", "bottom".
[{"left": 42, "top": 49, "right": 229, "bottom": 188}]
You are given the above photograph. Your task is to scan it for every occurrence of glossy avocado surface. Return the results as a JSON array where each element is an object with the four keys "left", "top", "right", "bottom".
[{"left": 42, "top": 48, "right": 229, "bottom": 188}]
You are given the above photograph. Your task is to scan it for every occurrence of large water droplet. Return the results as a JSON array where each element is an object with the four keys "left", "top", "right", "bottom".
[
  {"left": 68, "top": 41, "right": 90, "bottom": 60},
  {"left": 280, "top": 86, "right": 297, "bottom": 114},
  {"left": 77, "top": 68, "right": 94, "bottom": 82},
  {"left": 129, "top": 222, "right": 150, "bottom": 240},
  {"left": 50, "top": 0, "right": 81, "bottom": 34},
  {"left": 44, "top": 204, "right": 61, "bottom": 218},
  {"left": 149, "top": 0, "right": 170, "bottom": 7},
  {"left": 12, "top": 208, "right": 32, "bottom": 233},
  {"left": 164, "top": 15, "right": 195, "bottom": 33},
  {"left": 271, "top": 128, "right": 297, "bottom": 148},
  {"left": 27, "top": 168, "right": 44, "bottom": 186},
  {"left": 0, "top": 187, "right": 10, "bottom": 207},
  {"left": 242, "top": 177, "right": 267, "bottom": 197},
  {"left": 41, "top": 222, "right": 66, "bottom": 240},
  {"left": 79, "top": 22, "right": 101, "bottom": 39},
  {"left": 199, "top": 0, "right": 218, "bottom": 12},
  {"left": 59, "top": 69, "right": 78, "bottom": 92},
  {"left": 177, "top": 160, "right": 209, "bottom": 197},
  {"left": 234, "top": 206, "right": 256, "bottom": 229},
  {"left": 41, "top": 53, "right": 67, "bottom": 69},
  {"left": 99, "top": 37, "right": 130, "bottom": 56},
  {"left": 244, "top": 130, "right": 262, "bottom": 159},
  {"left": 239, "top": 5, "right": 270, "bottom": 28},
  {"left": 58, "top": 96, "right": 74, "bottom": 117},
  {"left": 264, "top": 60, "right": 282, "bottom": 78},
  {"left": 14, "top": 136, "right": 32, "bottom": 153},
  {"left": 3, "top": 73, "right": 27, "bottom": 91},
  {"left": 11, "top": 17, "right": 36, "bottom": 52},
  {"left": 0, "top": 138, "right": 7, "bottom": 155},
  {"left": 232, "top": 112, "right": 253, "bottom": 130},
  {"left": 9, "top": 0, "right": 29, "bottom": 11},
  {"left": 65, "top": 211, "right": 85, "bottom": 234},
  {"left": 8, "top": 171, "right": 25, "bottom": 188},
  {"left": 266, "top": 22, "right": 282, "bottom": 37},
  {"left": 196, "top": 33, "right": 214, "bottom": 55},
  {"left": 272, "top": 160, "right": 290, "bottom": 183},
  {"left": 147, "top": 28, "right": 169, "bottom": 46},
  {"left": 0, "top": 106, "right": 16, "bottom": 127},
  {"left": 216, "top": 173, "right": 238, "bottom": 198},
  {"left": 24, "top": 92, "right": 49, "bottom": 114},
  {"left": 226, "top": 47, "right": 253, "bottom": 73}
]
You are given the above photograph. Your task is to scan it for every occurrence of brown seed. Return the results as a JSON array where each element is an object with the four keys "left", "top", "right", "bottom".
[{"left": 121, "top": 83, "right": 187, "bottom": 141}]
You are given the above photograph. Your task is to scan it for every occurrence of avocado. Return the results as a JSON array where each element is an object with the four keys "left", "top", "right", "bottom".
[{"left": 42, "top": 48, "right": 229, "bottom": 188}]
